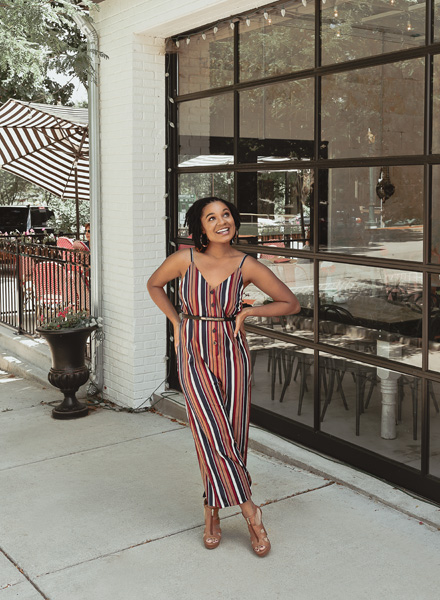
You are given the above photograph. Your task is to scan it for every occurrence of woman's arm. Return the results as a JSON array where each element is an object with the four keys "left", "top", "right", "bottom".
[
  {"left": 234, "top": 256, "right": 300, "bottom": 337},
  {"left": 147, "top": 250, "right": 190, "bottom": 350}
]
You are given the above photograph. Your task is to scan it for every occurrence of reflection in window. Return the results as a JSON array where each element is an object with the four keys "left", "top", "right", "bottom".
[
  {"left": 320, "top": 351, "right": 421, "bottom": 467},
  {"left": 429, "top": 381, "right": 440, "bottom": 479},
  {"left": 318, "top": 263, "right": 422, "bottom": 367},
  {"left": 177, "top": 173, "right": 234, "bottom": 237},
  {"left": 239, "top": 79, "right": 315, "bottom": 163},
  {"left": 244, "top": 256, "right": 314, "bottom": 341},
  {"left": 321, "top": 0, "right": 425, "bottom": 65},
  {"left": 428, "top": 275, "right": 440, "bottom": 372},
  {"left": 237, "top": 170, "right": 313, "bottom": 246},
  {"left": 239, "top": 0, "right": 314, "bottom": 82},
  {"left": 320, "top": 166, "right": 423, "bottom": 261},
  {"left": 175, "top": 22, "right": 234, "bottom": 95},
  {"left": 432, "top": 56, "right": 440, "bottom": 154},
  {"left": 321, "top": 59, "right": 424, "bottom": 159},
  {"left": 178, "top": 94, "right": 233, "bottom": 166},
  {"left": 248, "top": 329, "right": 314, "bottom": 427}
]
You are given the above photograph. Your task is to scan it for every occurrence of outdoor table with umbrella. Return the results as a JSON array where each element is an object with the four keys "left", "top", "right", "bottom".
[
  {"left": 0, "top": 98, "right": 89, "bottom": 237},
  {"left": 0, "top": 99, "right": 90, "bottom": 318}
]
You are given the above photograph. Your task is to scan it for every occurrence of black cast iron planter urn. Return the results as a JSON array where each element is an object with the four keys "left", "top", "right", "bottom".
[{"left": 37, "top": 326, "right": 97, "bottom": 420}]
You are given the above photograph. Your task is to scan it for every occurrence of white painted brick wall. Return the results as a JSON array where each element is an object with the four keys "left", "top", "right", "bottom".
[{"left": 95, "top": 0, "right": 259, "bottom": 407}]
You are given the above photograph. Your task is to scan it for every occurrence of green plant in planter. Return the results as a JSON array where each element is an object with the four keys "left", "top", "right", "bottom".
[
  {"left": 37, "top": 309, "right": 103, "bottom": 419},
  {"left": 38, "top": 308, "right": 103, "bottom": 331}
]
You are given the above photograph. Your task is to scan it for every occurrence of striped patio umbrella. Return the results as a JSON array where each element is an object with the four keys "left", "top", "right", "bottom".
[{"left": 0, "top": 99, "right": 89, "bottom": 237}]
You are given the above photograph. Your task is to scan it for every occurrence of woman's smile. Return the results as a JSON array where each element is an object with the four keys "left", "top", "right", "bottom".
[{"left": 201, "top": 201, "right": 236, "bottom": 242}]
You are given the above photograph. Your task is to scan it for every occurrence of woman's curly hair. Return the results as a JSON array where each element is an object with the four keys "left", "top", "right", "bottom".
[{"left": 184, "top": 197, "right": 240, "bottom": 253}]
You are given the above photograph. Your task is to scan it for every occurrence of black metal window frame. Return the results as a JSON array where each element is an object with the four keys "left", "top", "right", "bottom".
[{"left": 165, "top": 0, "right": 440, "bottom": 504}]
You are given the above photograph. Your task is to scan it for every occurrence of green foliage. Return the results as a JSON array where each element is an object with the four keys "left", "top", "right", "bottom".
[
  {"left": 46, "top": 195, "right": 90, "bottom": 234},
  {"left": 0, "top": 170, "right": 53, "bottom": 206},
  {"left": 38, "top": 308, "right": 102, "bottom": 331},
  {"left": 0, "top": 0, "right": 103, "bottom": 99}
]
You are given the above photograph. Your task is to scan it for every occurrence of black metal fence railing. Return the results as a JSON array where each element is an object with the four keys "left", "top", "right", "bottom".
[{"left": 0, "top": 239, "right": 91, "bottom": 335}]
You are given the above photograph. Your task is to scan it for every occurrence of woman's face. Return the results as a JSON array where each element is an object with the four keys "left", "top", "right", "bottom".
[{"left": 201, "top": 201, "right": 235, "bottom": 244}]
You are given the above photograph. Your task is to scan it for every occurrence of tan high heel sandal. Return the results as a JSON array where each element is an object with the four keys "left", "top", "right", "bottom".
[
  {"left": 245, "top": 505, "right": 271, "bottom": 557},
  {"left": 203, "top": 503, "right": 222, "bottom": 549}
]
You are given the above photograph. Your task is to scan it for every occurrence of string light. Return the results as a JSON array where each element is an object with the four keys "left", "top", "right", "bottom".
[
  {"left": 201, "top": 32, "right": 206, "bottom": 40},
  {"left": 230, "top": 20, "right": 235, "bottom": 29},
  {"left": 336, "top": 28, "right": 341, "bottom": 37},
  {"left": 213, "top": 25, "right": 218, "bottom": 34},
  {"left": 264, "top": 10, "right": 269, "bottom": 20},
  {"left": 281, "top": 7, "right": 286, "bottom": 17},
  {"left": 334, "top": 6, "right": 338, "bottom": 18},
  {"left": 268, "top": 17, "right": 272, "bottom": 24},
  {"left": 246, "top": 16, "right": 251, "bottom": 26},
  {"left": 407, "top": 19, "right": 413, "bottom": 31},
  {"left": 175, "top": 39, "right": 180, "bottom": 48},
  {"left": 302, "top": 0, "right": 307, "bottom": 6},
  {"left": 390, "top": 0, "right": 395, "bottom": 5},
  {"left": 186, "top": 37, "right": 190, "bottom": 45}
]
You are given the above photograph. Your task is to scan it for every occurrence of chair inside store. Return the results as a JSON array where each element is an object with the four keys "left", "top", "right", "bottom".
[
  {"left": 397, "top": 378, "right": 439, "bottom": 441},
  {"left": 318, "top": 303, "right": 378, "bottom": 436}
]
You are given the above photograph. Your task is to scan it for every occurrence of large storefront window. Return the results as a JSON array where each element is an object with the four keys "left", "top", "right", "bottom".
[{"left": 167, "top": 0, "right": 440, "bottom": 504}]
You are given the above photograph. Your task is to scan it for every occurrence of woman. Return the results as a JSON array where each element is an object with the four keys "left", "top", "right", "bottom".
[{"left": 147, "top": 197, "right": 300, "bottom": 557}]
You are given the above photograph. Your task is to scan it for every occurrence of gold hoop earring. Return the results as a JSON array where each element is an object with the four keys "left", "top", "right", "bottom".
[{"left": 200, "top": 233, "right": 209, "bottom": 248}]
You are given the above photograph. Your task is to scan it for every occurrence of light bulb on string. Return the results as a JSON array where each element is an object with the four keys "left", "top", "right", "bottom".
[
  {"left": 175, "top": 39, "right": 180, "bottom": 48},
  {"left": 334, "top": 6, "right": 338, "bottom": 18},
  {"left": 390, "top": 0, "right": 395, "bottom": 5},
  {"left": 230, "top": 20, "right": 235, "bottom": 30},
  {"left": 407, "top": 19, "right": 413, "bottom": 31},
  {"left": 281, "top": 7, "right": 286, "bottom": 17},
  {"left": 246, "top": 16, "right": 251, "bottom": 26},
  {"left": 202, "top": 32, "right": 206, "bottom": 40},
  {"left": 213, "top": 25, "right": 218, "bottom": 34},
  {"left": 336, "top": 28, "right": 341, "bottom": 37},
  {"left": 302, "top": 0, "right": 307, "bottom": 6},
  {"left": 264, "top": 10, "right": 269, "bottom": 20},
  {"left": 268, "top": 17, "right": 272, "bottom": 24},
  {"left": 186, "top": 37, "right": 190, "bottom": 45}
]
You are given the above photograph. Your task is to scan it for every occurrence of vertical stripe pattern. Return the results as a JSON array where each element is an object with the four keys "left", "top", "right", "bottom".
[{"left": 178, "top": 250, "right": 252, "bottom": 508}]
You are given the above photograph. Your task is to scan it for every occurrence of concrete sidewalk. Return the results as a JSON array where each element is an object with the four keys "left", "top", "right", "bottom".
[{"left": 1, "top": 370, "right": 440, "bottom": 600}]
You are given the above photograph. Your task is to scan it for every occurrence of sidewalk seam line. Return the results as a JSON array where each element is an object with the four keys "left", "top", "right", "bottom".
[
  {"left": 31, "top": 482, "right": 335, "bottom": 580},
  {"left": 0, "top": 425, "right": 186, "bottom": 473},
  {"left": 0, "top": 547, "right": 49, "bottom": 599}
]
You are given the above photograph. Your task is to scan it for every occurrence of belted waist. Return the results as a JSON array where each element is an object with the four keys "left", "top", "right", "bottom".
[{"left": 182, "top": 314, "right": 235, "bottom": 322}]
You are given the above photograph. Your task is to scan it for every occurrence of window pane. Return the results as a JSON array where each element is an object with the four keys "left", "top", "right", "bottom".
[
  {"left": 177, "top": 173, "right": 234, "bottom": 237},
  {"left": 178, "top": 94, "right": 234, "bottom": 167},
  {"left": 432, "top": 56, "right": 440, "bottom": 154},
  {"left": 248, "top": 331, "right": 314, "bottom": 426},
  {"left": 321, "top": 59, "right": 424, "bottom": 159},
  {"left": 318, "top": 262, "right": 422, "bottom": 367},
  {"left": 432, "top": 167, "right": 440, "bottom": 267},
  {"left": 435, "top": 0, "right": 440, "bottom": 41},
  {"left": 320, "top": 352, "right": 421, "bottom": 468},
  {"left": 428, "top": 275, "right": 440, "bottom": 372},
  {"left": 321, "top": 0, "right": 426, "bottom": 66},
  {"left": 176, "top": 22, "right": 233, "bottom": 95},
  {"left": 244, "top": 256, "right": 314, "bottom": 342},
  {"left": 239, "top": 79, "right": 315, "bottom": 163},
  {"left": 236, "top": 170, "right": 313, "bottom": 246},
  {"left": 319, "top": 166, "right": 423, "bottom": 261},
  {"left": 239, "top": 0, "right": 314, "bottom": 82},
  {"left": 429, "top": 381, "right": 440, "bottom": 479}
]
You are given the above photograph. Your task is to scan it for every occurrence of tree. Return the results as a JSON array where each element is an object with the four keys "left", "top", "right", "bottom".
[
  {"left": 0, "top": 1, "right": 98, "bottom": 220},
  {"left": 0, "top": 1, "right": 101, "bottom": 100}
]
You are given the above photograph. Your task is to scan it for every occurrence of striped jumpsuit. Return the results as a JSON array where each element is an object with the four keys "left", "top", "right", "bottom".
[{"left": 177, "top": 249, "right": 252, "bottom": 508}]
